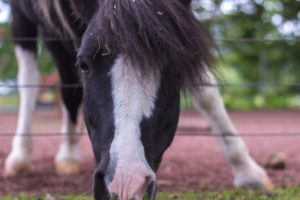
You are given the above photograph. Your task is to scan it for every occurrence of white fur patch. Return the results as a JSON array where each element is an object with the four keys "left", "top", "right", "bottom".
[
  {"left": 5, "top": 46, "right": 40, "bottom": 168},
  {"left": 107, "top": 56, "right": 160, "bottom": 198},
  {"left": 188, "top": 69, "right": 267, "bottom": 188},
  {"left": 55, "top": 104, "right": 81, "bottom": 163}
]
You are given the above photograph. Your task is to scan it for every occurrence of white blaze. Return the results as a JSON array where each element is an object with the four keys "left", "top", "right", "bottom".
[{"left": 107, "top": 56, "right": 160, "bottom": 199}]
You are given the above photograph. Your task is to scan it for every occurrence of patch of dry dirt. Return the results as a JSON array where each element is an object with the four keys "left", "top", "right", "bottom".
[{"left": 1, "top": 109, "right": 300, "bottom": 195}]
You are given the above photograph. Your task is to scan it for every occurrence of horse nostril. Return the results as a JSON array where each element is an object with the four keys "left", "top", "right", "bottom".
[
  {"left": 133, "top": 175, "right": 156, "bottom": 200},
  {"left": 147, "top": 181, "right": 157, "bottom": 200},
  {"left": 143, "top": 175, "right": 155, "bottom": 192}
]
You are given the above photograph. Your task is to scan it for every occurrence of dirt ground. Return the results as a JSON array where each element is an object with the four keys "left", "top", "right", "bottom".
[{"left": 1, "top": 109, "right": 300, "bottom": 195}]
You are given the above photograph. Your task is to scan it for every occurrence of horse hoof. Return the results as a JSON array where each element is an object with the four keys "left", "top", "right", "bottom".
[
  {"left": 262, "top": 175, "right": 274, "bottom": 190},
  {"left": 56, "top": 161, "right": 80, "bottom": 175},
  {"left": 4, "top": 164, "right": 30, "bottom": 177},
  {"left": 237, "top": 175, "right": 274, "bottom": 190}
]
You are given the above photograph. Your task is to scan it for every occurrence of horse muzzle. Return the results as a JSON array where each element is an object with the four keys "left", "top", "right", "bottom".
[{"left": 107, "top": 163, "right": 156, "bottom": 200}]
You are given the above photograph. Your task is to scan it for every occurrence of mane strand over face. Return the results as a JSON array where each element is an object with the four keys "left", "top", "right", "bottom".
[{"left": 96, "top": 0, "right": 217, "bottom": 89}]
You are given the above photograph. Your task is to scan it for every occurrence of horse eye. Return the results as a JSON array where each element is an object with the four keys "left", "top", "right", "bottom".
[{"left": 79, "top": 62, "right": 90, "bottom": 74}]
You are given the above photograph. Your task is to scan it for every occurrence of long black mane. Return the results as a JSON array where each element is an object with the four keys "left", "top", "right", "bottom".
[
  {"left": 15, "top": 0, "right": 216, "bottom": 89},
  {"left": 96, "top": 0, "right": 216, "bottom": 89}
]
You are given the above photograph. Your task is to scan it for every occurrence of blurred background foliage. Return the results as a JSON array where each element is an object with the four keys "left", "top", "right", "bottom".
[{"left": 0, "top": 0, "right": 300, "bottom": 110}]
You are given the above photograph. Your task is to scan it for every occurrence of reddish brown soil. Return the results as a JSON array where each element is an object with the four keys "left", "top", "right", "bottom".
[{"left": 1, "top": 109, "right": 300, "bottom": 195}]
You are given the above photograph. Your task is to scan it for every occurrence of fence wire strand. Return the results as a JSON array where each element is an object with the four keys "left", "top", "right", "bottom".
[
  {"left": 2, "top": 82, "right": 300, "bottom": 88},
  {"left": 0, "top": 83, "right": 83, "bottom": 88},
  {"left": 0, "top": 37, "right": 300, "bottom": 43},
  {"left": 0, "top": 132, "right": 300, "bottom": 137}
]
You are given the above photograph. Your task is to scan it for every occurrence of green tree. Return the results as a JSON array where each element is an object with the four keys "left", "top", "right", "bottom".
[{"left": 194, "top": 0, "right": 300, "bottom": 109}]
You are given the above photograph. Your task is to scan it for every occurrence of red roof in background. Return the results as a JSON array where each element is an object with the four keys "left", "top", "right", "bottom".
[{"left": 41, "top": 74, "right": 60, "bottom": 85}]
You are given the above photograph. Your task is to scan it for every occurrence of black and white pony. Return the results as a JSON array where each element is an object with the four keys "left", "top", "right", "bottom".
[{"left": 5, "top": 0, "right": 273, "bottom": 199}]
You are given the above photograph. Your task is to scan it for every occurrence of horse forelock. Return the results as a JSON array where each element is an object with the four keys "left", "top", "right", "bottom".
[{"left": 96, "top": 0, "right": 217, "bottom": 90}]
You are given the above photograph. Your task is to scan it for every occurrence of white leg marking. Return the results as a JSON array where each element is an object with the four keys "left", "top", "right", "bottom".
[
  {"left": 188, "top": 69, "right": 272, "bottom": 189},
  {"left": 107, "top": 56, "right": 159, "bottom": 200},
  {"left": 55, "top": 104, "right": 81, "bottom": 163},
  {"left": 55, "top": 104, "right": 81, "bottom": 175},
  {"left": 5, "top": 46, "right": 40, "bottom": 176}
]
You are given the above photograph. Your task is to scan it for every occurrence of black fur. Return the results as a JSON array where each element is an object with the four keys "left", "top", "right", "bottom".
[
  {"left": 42, "top": 40, "right": 82, "bottom": 123},
  {"left": 10, "top": 0, "right": 37, "bottom": 52}
]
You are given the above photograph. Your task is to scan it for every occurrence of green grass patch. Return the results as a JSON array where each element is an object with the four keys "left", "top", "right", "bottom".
[
  {"left": 0, "top": 95, "right": 19, "bottom": 110},
  {"left": 2, "top": 188, "right": 300, "bottom": 200}
]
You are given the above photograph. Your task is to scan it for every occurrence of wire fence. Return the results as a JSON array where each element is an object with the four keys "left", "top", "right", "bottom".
[
  {"left": 1, "top": 36, "right": 300, "bottom": 43},
  {"left": 2, "top": 82, "right": 300, "bottom": 88},
  {"left": 0, "top": 36, "right": 300, "bottom": 138},
  {"left": 0, "top": 35, "right": 299, "bottom": 88},
  {"left": 1, "top": 132, "right": 300, "bottom": 137},
  {"left": 0, "top": 36, "right": 299, "bottom": 89}
]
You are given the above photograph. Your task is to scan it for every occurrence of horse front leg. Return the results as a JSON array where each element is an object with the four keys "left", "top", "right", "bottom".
[
  {"left": 42, "top": 40, "right": 83, "bottom": 175},
  {"left": 5, "top": 5, "right": 39, "bottom": 177},
  {"left": 55, "top": 103, "right": 83, "bottom": 175},
  {"left": 5, "top": 46, "right": 39, "bottom": 177},
  {"left": 188, "top": 69, "right": 273, "bottom": 190}
]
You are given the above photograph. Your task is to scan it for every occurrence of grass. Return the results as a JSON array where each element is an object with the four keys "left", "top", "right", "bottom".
[{"left": 2, "top": 188, "right": 300, "bottom": 200}]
